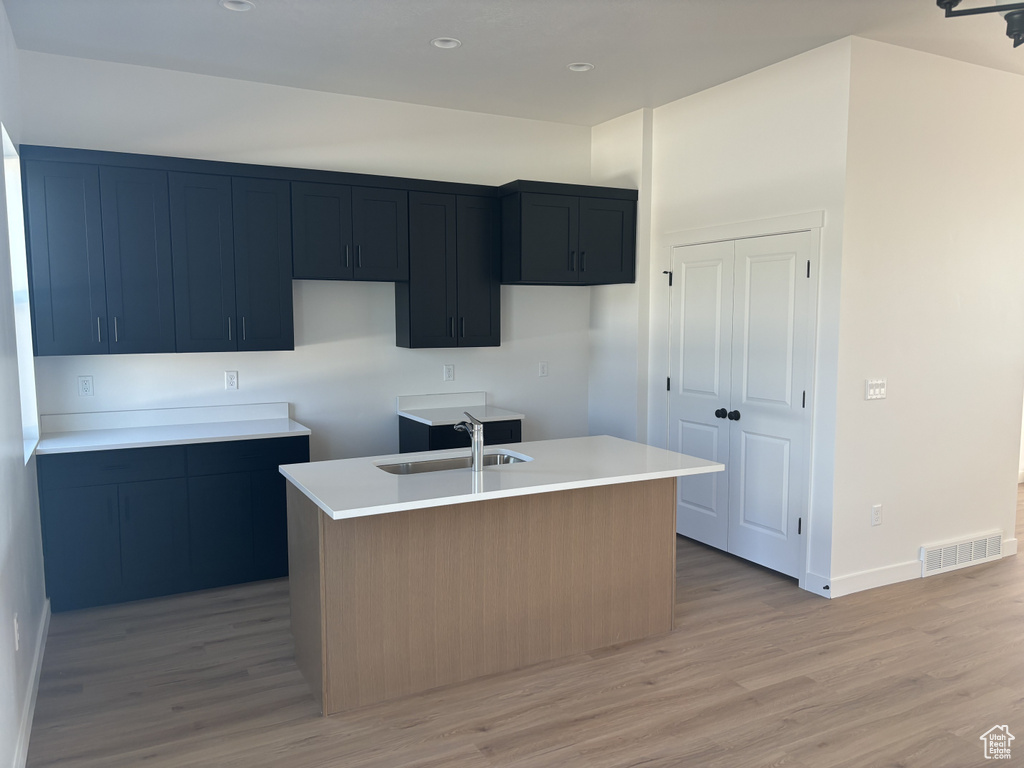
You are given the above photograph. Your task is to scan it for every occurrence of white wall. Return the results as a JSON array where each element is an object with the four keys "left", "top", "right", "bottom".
[
  {"left": 0, "top": 3, "right": 47, "bottom": 766},
  {"left": 1019, "top": 395, "right": 1024, "bottom": 483},
  {"left": 589, "top": 108, "right": 653, "bottom": 442},
  {"left": 830, "top": 39, "right": 1024, "bottom": 593},
  {"left": 647, "top": 40, "right": 853, "bottom": 589},
  {"left": 19, "top": 52, "right": 596, "bottom": 460}
]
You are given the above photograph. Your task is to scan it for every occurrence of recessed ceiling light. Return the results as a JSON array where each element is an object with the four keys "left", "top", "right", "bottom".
[
  {"left": 220, "top": 0, "right": 254, "bottom": 11},
  {"left": 431, "top": 37, "right": 462, "bottom": 49},
  {"left": 567, "top": 63, "right": 595, "bottom": 72}
]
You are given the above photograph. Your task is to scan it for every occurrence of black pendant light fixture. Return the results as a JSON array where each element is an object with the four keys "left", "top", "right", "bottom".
[{"left": 938, "top": 1, "right": 1024, "bottom": 47}]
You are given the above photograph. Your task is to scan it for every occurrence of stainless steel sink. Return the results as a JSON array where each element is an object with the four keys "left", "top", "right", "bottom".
[{"left": 377, "top": 451, "right": 530, "bottom": 475}]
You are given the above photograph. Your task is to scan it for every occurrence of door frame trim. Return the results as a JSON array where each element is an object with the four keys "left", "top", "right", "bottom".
[
  {"left": 662, "top": 215, "right": 824, "bottom": 590},
  {"left": 664, "top": 211, "right": 825, "bottom": 249}
]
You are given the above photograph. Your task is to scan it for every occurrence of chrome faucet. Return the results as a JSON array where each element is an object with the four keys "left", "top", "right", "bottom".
[{"left": 454, "top": 411, "right": 485, "bottom": 472}]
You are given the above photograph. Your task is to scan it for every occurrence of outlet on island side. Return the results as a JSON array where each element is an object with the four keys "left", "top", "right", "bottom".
[
  {"left": 871, "top": 504, "right": 883, "bottom": 527},
  {"left": 538, "top": 361, "right": 549, "bottom": 377},
  {"left": 224, "top": 371, "right": 238, "bottom": 391},
  {"left": 443, "top": 364, "right": 455, "bottom": 382},
  {"left": 77, "top": 375, "right": 94, "bottom": 397}
]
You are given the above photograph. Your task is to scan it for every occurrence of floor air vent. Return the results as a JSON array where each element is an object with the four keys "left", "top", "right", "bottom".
[{"left": 920, "top": 532, "right": 1002, "bottom": 577}]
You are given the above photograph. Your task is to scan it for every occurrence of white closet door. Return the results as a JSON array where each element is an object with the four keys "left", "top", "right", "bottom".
[
  {"left": 668, "top": 241, "right": 734, "bottom": 549},
  {"left": 726, "top": 231, "right": 815, "bottom": 578}
]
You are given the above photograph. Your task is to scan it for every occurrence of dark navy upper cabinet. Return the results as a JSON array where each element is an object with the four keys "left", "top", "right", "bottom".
[
  {"left": 500, "top": 181, "right": 637, "bottom": 286},
  {"left": 398, "top": 192, "right": 457, "bottom": 348},
  {"left": 396, "top": 193, "right": 499, "bottom": 349},
  {"left": 25, "top": 160, "right": 108, "bottom": 356},
  {"left": 516, "top": 193, "right": 579, "bottom": 284},
  {"left": 169, "top": 172, "right": 236, "bottom": 352},
  {"left": 232, "top": 178, "right": 294, "bottom": 351},
  {"left": 292, "top": 182, "right": 408, "bottom": 281},
  {"left": 99, "top": 166, "right": 176, "bottom": 354},
  {"left": 455, "top": 195, "right": 500, "bottom": 346},
  {"left": 578, "top": 197, "right": 637, "bottom": 284},
  {"left": 351, "top": 187, "right": 409, "bottom": 281},
  {"left": 291, "top": 182, "right": 353, "bottom": 279}
]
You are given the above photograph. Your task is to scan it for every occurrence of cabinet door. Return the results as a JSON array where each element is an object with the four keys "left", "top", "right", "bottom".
[
  {"left": 291, "top": 182, "right": 353, "bottom": 279},
  {"left": 518, "top": 193, "right": 579, "bottom": 284},
  {"left": 119, "top": 478, "right": 190, "bottom": 601},
  {"left": 352, "top": 187, "right": 409, "bottom": 281},
  {"left": 398, "top": 192, "right": 457, "bottom": 348},
  {"left": 99, "top": 167, "right": 176, "bottom": 353},
  {"left": 24, "top": 160, "right": 108, "bottom": 355},
  {"left": 233, "top": 178, "right": 294, "bottom": 351},
  {"left": 40, "top": 484, "right": 122, "bottom": 611},
  {"left": 455, "top": 195, "right": 500, "bottom": 346},
  {"left": 188, "top": 472, "right": 255, "bottom": 590},
  {"left": 169, "top": 172, "right": 236, "bottom": 352},
  {"left": 251, "top": 468, "right": 289, "bottom": 581},
  {"left": 578, "top": 197, "right": 636, "bottom": 285}
]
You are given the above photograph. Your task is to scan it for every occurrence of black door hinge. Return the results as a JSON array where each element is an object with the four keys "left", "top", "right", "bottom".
[
  {"left": 663, "top": 270, "right": 673, "bottom": 286},
  {"left": 667, "top": 377, "right": 671, "bottom": 391},
  {"left": 806, "top": 260, "right": 811, "bottom": 278},
  {"left": 798, "top": 517, "right": 802, "bottom": 535}
]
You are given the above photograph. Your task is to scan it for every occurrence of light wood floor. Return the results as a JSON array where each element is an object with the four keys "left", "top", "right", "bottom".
[{"left": 27, "top": 494, "right": 1024, "bottom": 768}]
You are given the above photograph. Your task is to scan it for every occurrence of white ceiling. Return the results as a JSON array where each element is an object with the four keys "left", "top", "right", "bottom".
[{"left": 5, "top": 0, "right": 1024, "bottom": 126}]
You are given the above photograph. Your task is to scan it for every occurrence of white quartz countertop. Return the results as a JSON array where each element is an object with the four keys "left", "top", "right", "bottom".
[
  {"left": 36, "top": 403, "right": 310, "bottom": 455},
  {"left": 397, "top": 404, "right": 525, "bottom": 426},
  {"left": 280, "top": 435, "right": 723, "bottom": 521}
]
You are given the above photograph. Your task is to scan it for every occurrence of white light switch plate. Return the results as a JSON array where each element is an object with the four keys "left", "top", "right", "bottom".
[{"left": 865, "top": 379, "right": 886, "bottom": 400}]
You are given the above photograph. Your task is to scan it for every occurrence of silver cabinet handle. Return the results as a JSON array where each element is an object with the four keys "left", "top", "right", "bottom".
[
  {"left": 113, "top": 317, "right": 119, "bottom": 343},
  {"left": 227, "top": 316, "right": 232, "bottom": 341},
  {"left": 345, "top": 245, "right": 351, "bottom": 269},
  {"left": 97, "top": 316, "right": 102, "bottom": 343},
  {"left": 242, "top": 316, "right": 246, "bottom": 341}
]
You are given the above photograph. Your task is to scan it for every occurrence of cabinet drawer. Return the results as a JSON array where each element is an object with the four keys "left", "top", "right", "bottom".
[
  {"left": 38, "top": 445, "right": 186, "bottom": 489},
  {"left": 186, "top": 436, "right": 309, "bottom": 476}
]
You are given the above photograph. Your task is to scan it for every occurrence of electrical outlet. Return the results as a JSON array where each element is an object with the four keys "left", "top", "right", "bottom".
[
  {"left": 865, "top": 379, "right": 887, "bottom": 400},
  {"left": 871, "top": 504, "right": 883, "bottom": 527},
  {"left": 225, "top": 371, "right": 238, "bottom": 391},
  {"left": 443, "top": 364, "right": 455, "bottom": 382},
  {"left": 538, "top": 361, "right": 549, "bottom": 377},
  {"left": 77, "top": 375, "right": 94, "bottom": 397},
  {"left": 13, "top": 613, "right": 19, "bottom": 653}
]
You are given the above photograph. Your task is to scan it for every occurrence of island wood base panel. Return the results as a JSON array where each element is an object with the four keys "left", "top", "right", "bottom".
[{"left": 286, "top": 478, "right": 676, "bottom": 715}]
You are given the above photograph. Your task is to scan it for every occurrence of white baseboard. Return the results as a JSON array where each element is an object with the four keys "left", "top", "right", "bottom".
[
  {"left": 800, "top": 571, "right": 833, "bottom": 598},
  {"left": 828, "top": 560, "right": 921, "bottom": 598},
  {"left": 13, "top": 599, "right": 50, "bottom": 768}
]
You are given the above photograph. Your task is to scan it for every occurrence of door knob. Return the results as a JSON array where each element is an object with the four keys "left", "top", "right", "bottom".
[
  {"left": 715, "top": 408, "right": 728, "bottom": 419},
  {"left": 728, "top": 410, "right": 741, "bottom": 421}
]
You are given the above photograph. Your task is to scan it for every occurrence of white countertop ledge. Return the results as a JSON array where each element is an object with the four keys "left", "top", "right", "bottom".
[
  {"left": 36, "top": 403, "right": 310, "bottom": 455},
  {"left": 280, "top": 435, "right": 723, "bottom": 521},
  {"left": 397, "top": 404, "right": 525, "bottom": 426}
]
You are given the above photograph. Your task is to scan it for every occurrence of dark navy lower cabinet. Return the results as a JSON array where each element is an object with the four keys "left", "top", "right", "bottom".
[
  {"left": 37, "top": 435, "right": 310, "bottom": 612},
  {"left": 118, "top": 478, "right": 190, "bottom": 602},
  {"left": 398, "top": 417, "right": 522, "bottom": 453}
]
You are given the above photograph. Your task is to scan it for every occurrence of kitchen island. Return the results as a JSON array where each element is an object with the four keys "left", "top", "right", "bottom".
[{"left": 280, "top": 435, "right": 723, "bottom": 715}]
